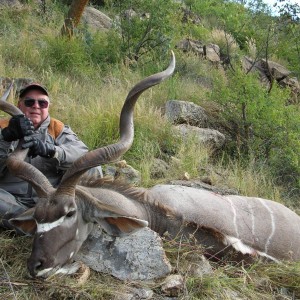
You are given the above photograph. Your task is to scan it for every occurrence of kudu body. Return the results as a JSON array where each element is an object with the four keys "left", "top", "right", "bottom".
[{"left": 1, "top": 53, "right": 300, "bottom": 279}]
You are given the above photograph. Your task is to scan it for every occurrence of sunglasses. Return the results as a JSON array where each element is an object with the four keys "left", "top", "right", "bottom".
[{"left": 23, "top": 98, "right": 49, "bottom": 109}]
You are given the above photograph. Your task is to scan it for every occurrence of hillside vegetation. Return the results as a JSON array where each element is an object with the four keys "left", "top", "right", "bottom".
[{"left": 0, "top": 0, "right": 300, "bottom": 299}]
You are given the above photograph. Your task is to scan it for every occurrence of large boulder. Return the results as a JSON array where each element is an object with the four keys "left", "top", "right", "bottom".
[
  {"left": 165, "top": 100, "right": 208, "bottom": 127},
  {"left": 242, "top": 56, "right": 271, "bottom": 88},
  {"left": 165, "top": 99, "right": 226, "bottom": 149},
  {"left": 82, "top": 6, "right": 112, "bottom": 31},
  {"left": 242, "top": 56, "right": 300, "bottom": 102},
  {"left": 260, "top": 58, "right": 291, "bottom": 80},
  {"left": 176, "top": 38, "right": 205, "bottom": 56},
  {"left": 176, "top": 38, "right": 220, "bottom": 63},
  {"left": 174, "top": 124, "right": 225, "bottom": 149},
  {"left": 75, "top": 226, "right": 172, "bottom": 281},
  {"left": 204, "top": 43, "right": 221, "bottom": 63}
]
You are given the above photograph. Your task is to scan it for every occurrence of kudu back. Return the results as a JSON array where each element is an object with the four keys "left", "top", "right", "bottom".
[{"left": 1, "top": 52, "right": 300, "bottom": 279}]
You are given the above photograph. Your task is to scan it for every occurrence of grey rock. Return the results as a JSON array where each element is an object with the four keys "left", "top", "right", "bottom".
[
  {"left": 82, "top": 6, "right": 112, "bottom": 31},
  {"left": 174, "top": 124, "right": 225, "bottom": 149},
  {"left": 187, "top": 255, "right": 213, "bottom": 277},
  {"left": 104, "top": 163, "right": 141, "bottom": 185},
  {"left": 114, "top": 287, "right": 154, "bottom": 300},
  {"left": 76, "top": 226, "right": 172, "bottom": 281},
  {"left": 161, "top": 274, "right": 184, "bottom": 297},
  {"left": 204, "top": 43, "right": 220, "bottom": 62},
  {"left": 165, "top": 100, "right": 208, "bottom": 127},
  {"left": 150, "top": 158, "right": 169, "bottom": 179},
  {"left": 176, "top": 38, "right": 204, "bottom": 56}
]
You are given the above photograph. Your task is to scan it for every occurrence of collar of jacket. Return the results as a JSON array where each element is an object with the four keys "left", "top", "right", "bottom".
[{"left": 35, "top": 116, "right": 64, "bottom": 140}]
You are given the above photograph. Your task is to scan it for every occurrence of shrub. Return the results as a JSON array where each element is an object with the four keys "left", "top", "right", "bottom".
[
  {"left": 211, "top": 60, "right": 300, "bottom": 193},
  {"left": 42, "top": 35, "right": 91, "bottom": 76}
]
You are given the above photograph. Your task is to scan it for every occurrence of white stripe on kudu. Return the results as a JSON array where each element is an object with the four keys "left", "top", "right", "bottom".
[
  {"left": 223, "top": 235, "right": 279, "bottom": 262},
  {"left": 37, "top": 216, "right": 65, "bottom": 233},
  {"left": 258, "top": 198, "right": 276, "bottom": 253}
]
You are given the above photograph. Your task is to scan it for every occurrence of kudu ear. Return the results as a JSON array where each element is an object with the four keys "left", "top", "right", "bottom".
[
  {"left": 83, "top": 200, "right": 148, "bottom": 236},
  {"left": 103, "top": 216, "right": 148, "bottom": 237},
  {"left": 9, "top": 208, "right": 37, "bottom": 236}
]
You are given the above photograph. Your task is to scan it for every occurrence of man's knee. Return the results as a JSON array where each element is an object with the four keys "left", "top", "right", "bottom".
[{"left": 0, "top": 189, "right": 26, "bottom": 229}]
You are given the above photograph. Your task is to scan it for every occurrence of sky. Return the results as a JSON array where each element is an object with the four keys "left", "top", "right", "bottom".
[
  {"left": 263, "top": 0, "right": 300, "bottom": 5},
  {"left": 262, "top": 0, "right": 300, "bottom": 15}
]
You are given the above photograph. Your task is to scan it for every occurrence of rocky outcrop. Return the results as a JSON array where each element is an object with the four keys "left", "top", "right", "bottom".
[
  {"left": 176, "top": 38, "right": 221, "bottom": 63},
  {"left": 176, "top": 37, "right": 299, "bottom": 102},
  {"left": 165, "top": 100, "right": 208, "bottom": 127},
  {"left": 174, "top": 124, "right": 225, "bottom": 149},
  {"left": 242, "top": 56, "right": 300, "bottom": 102},
  {"left": 82, "top": 6, "right": 112, "bottom": 31},
  {"left": 165, "top": 100, "right": 225, "bottom": 150},
  {"left": 75, "top": 226, "right": 172, "bottom": 281}
]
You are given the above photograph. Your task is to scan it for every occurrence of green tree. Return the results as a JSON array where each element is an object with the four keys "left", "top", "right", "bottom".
[
  {"left": 108, "top": 0, "right": 178, "bottom": 63},
  {"left": 212, "top": 62, "right": 300, "bottom": 193}
]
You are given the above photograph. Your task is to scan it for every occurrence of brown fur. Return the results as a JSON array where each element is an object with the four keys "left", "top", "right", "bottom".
[{"left": 78, "top": 177, "right": 179, "bottom": 221}]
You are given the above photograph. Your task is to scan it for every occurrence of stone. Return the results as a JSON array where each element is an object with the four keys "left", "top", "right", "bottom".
[
  {"left": 161, "top": 274, "right": 184, "bottom": 297},
  {"left": 165, "top": 100, "right": 208, "bottom": 127},
  {"left": 75, "top": 226, "right": 172, "bottom": 281},
  {"left": 174, "top": 124, "right": 225, "bottom": 149},
  {"left": 82, "top": 6, "right": 112, "bottom": 31}
]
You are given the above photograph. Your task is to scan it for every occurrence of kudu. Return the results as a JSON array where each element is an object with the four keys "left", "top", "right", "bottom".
[{"left": 1, "top": 52, "right": 300, "bottom": 279}]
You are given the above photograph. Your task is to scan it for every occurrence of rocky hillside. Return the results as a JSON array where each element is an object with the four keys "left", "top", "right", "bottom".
[{"left": 1, "top": 1, "right": 300, "bottom": 299}]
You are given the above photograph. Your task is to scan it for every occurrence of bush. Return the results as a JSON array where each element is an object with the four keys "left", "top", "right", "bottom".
[
  {"left": 212, "top": 60, "right": 300, "bottom": 193},
  {"left": 42, "top": 35, "right": 91, "bottom": 76},
  {"left": 106, "top": 0, "right": 179, "bottom": 63}
]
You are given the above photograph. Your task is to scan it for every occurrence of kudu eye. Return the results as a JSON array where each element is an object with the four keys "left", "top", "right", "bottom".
[{"left": 66, "top": 210, "right": 76, "bottom": 218}]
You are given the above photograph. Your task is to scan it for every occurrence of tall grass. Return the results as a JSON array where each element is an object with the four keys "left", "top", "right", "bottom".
[
  {"left": 211, "top": 157, "right": 282, "bottom": 201},
  {"left": 0, "top": 2, "right": 299, "bottom": 299},
  {"left": 0, "top": 0, "right": 292, "bottom": 212},
  {"left": 0, "top": 0, "right": 291, "bottom": 200}
]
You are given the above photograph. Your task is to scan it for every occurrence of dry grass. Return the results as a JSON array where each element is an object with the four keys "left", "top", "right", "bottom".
[
  {"left": 1, "top": 231, "right": 300, "bottom": 299},
  {"left": 210, "top": 28, "right": 240, "bottom": 55},
  {"left": 245, "top": 37, "right": 257, "bottom": 58},
  {"left": 1, "top": 2, "right": 300, "bottom": 299},
  {"left": 209, "top": 158, "right": 282, "bottom": 201}
]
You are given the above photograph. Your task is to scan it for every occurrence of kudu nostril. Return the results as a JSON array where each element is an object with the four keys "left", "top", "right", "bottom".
[
  {"left": 34, "top": 260, "right": 43, "bottom": 271},
  {"left": 28, "top": 258, "right": 45, "bottom": 277}
]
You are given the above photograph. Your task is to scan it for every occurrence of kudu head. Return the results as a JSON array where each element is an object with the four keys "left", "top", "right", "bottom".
[{"left": 1, "top": 52, "right": 175, "bottom": 278}]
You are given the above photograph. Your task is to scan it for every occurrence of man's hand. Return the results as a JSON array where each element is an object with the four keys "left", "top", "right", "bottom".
[
  {"left": 22, "top": 136, "right": 56, "bottom": 158},
  {"left": 2, "top": 115, "right": 34, "bottom": 142}
]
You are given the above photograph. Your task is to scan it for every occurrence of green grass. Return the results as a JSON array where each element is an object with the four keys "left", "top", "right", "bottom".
[
  {"left": 1, "top": 232, "right": 300, "bottom": 299},
  {"left": 1, "top": 1, "right": 300, "bottom": 299}
]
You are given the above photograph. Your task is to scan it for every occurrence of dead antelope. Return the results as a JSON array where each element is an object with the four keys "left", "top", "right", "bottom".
[{"left": 1, "top": 52, "right": 300, "bottom": 279}]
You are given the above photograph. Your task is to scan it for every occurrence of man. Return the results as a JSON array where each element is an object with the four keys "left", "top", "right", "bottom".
[{"left": 0, "top": 83, "right": 99, "bottom": 227}]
